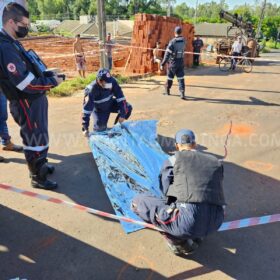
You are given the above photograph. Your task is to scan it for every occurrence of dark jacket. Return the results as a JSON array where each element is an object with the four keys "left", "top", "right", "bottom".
[
  {"left": 0, "top": 30, "right": 57, "bottom": 101},
  {"left": 192, "top": 39, "right": 204, "bottom": 52},
  {"left": 82, "top": 78, "right": 129, "bottom": 130},
  {"left": 160, "top": 150, "right": 226, "bottom": 206},
  {"left": 161, "top": 36, "right": 186, "bottom": 67}
]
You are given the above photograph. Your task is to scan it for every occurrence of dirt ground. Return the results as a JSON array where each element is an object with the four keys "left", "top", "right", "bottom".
[
  {"left": 22, "top": 37, "right": 130, "bottom": 78},
  {"left": 1, "top": 51, "right": 280, "bottom": 279}
]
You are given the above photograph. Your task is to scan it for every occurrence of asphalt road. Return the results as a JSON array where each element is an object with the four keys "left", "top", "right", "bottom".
[{"left": 1, "top": 51, "right": 280, "bottom": 280}]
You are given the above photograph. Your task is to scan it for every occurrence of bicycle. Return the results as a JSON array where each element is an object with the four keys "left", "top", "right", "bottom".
[{"left": 219, "top": 51, "right": 253, "bottom": 73}]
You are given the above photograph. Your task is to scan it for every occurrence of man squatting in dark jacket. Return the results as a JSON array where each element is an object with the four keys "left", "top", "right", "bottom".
[{"left": 132, "top": 129, "right": 226, "bottom": 256}]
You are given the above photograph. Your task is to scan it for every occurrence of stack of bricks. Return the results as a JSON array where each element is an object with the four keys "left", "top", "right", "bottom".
[{"left": 127, "top": 14, "right": 194, "bottom": 74}]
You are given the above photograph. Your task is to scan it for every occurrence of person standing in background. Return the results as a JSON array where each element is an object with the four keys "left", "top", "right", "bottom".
[
  {"left": 105, "top": 32, "right": 114, "bottom": 70},
  {"left": 153, "top": 41, "right": 163, "bottom": 73},
  {"left": 73, "top": 34, "right": 86, "bottom": 78},
  {"left": 160, "top": 26, "right": 186, "bottom": 99},
  {"left": 192, "top": 36, "right": 204, "bottom": 66}
]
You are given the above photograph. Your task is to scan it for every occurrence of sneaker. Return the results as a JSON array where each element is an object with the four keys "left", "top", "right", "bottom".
[
  {"left": 180, "top": 239, "right": 199, "bottom": 255},
  {"left": 3, "top": 141, "right": 23, "bottom": 152},
  {"left": 166, "top": 241, "right": 184, "bottom": 256},
  {"left": 166, "top": 238, "right": 199, "bottom": 256},
  {"left": 193, "top": 237, "right": 204, "bottom": 245}
]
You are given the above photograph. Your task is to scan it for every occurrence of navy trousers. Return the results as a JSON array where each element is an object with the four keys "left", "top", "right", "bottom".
[
  {"left": 0, "top": 90, "right": 11, "bottom": 145},
  {"left": 132, "top": 194, "right": 224, "bottom": 240},
  {"left": 9, "top": 95, "right": 49, "bottom": 163},
  {"left": 93, "top": 99, "right": 132, "bottom": 131},
  {"left": 166, "top": 63, "right": 185, "bottom": 93}
]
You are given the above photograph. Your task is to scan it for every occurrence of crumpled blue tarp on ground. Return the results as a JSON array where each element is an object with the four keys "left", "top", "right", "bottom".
[{"left": 89, "top": 120, "right": 168, "bottom": 233}]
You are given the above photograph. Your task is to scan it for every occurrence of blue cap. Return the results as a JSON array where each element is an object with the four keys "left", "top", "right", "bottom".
[
  {"left": 175, "top": 129, "right": 195, "bottom": 144},
  {"left": 96, "top": 68, "right": 113, "bottom": 83},
  {"left": 175, "top": 26, "right": 182, "bottom": 34}
]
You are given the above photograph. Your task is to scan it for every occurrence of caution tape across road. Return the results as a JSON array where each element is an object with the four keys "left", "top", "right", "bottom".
[
  {"left": 34, "top": 39, "right": 280, "bottom": 63},
  {"left": 0, "top": 183, "right": 279, "bottom": 233}
]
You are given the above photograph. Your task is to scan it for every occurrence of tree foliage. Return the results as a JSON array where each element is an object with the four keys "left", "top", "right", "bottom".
[{"left": 28, "top": 0, "right": 280, "bottom": 39}]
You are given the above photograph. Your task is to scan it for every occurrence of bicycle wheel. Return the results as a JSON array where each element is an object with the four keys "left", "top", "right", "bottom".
[
  {"left": 242, "top": 59, "right": 252, "bottom": 73},
  {"left": 219, "top": 58, "right": 231, "bottom": 72}
]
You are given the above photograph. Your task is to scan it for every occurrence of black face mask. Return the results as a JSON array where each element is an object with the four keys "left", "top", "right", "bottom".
[{"left": 15, "top": 26, "right": 29, "bottom": 38}]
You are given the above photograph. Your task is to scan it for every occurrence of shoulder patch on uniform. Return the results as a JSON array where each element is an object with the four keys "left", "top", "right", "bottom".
[{"left": 7, "top": 63, "right": 16, "bottom": 73}]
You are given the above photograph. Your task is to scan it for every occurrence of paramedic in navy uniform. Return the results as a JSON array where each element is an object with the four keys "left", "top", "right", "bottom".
[
  {"left": 0, "top": 3, "right": 63, "bottom": 190},
  {"left": 82, "top": 68, "right": 132, "bottom": 135}
]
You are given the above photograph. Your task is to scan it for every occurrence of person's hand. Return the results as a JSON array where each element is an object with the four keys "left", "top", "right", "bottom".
[
  {"left": 83, "top": 130, "right": 89, "bottom": 137},
  {"left": 53, "top": 74, "right": 64, "bottom": 85},
  {"left": 118, "top": 117, "right": 125, "bottom": 124},
  {"left": 160, "top": 65, "right": 163, "bottom": 71}
]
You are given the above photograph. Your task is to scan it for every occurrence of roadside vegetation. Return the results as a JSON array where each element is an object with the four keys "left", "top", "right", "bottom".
[
  {"left": 28, "top": 1, "right": 280, "bottom": 43},
  {"left": 49, "top": 73, "right": 131, "bottom": 97}
]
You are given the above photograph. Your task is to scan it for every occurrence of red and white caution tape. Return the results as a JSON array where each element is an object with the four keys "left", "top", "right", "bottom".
[
  {"left": 0, "top": 183, "right": 161, "bottom": 231},
  {"left": 0, "top": 183, "right": 279, "bottom": 233},
  {"left": 32, "top": 39, "right": 280, "bottom": 62}
]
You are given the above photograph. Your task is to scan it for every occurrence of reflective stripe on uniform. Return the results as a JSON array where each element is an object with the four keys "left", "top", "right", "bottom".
[
  {"left": 94, "top": 95, "right": 113, "bottom": 104},
  {"left": 117, "top": 97, "right": 126, "bottom": 102},
  {"left": 177, "top": 76, "right": 184, "bottom": 80},
  {"left": 167, "top": 77, "right": 174, "bottom": 81},
  {"left": 23, "top": 144, "right": 49, "bottom": 152},
  {"left": 169, "top": 155, "right": 176, "bottom": 166},
  {"left": 16, "top": 72, "right": 35, "bottom": 91},
  {"left": 83, "top": 109, "right": 92, "bottom": 114}
]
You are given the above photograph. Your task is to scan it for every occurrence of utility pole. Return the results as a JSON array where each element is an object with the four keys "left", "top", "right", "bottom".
[
  {"left": 194, "top": 0, "right": 199, "bottom": 24},
  {"left": 97, "top": 0, "right": 107, "bottom": 68},
  {"left": 167, "top": 0, "right": 171, "bottom": 17},
  {"left": 256, "top": 0, "right": 267, "bottom": 39}
]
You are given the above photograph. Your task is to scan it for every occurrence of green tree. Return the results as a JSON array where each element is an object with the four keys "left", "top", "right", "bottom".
[
  {"left": 28, "top": 0, "right": 40, "bottom": 20},
  {"left": 174, "top": 3, "right": 195, "bottom": 19},
  {"left": 262, "top": 16, "right": 280, "bottom": 39}
]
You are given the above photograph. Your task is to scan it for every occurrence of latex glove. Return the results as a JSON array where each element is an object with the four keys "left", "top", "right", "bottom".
[
  {"left": 118, "top": 117, "right": 125, "bottom": 124},
  {"left": 83, "top": 130, "right": 89, "bottom": 137},
  {"left": 53, "top": 74, "right": 64, "bottom": 85},
  {"left": 160, "top": 65, "right": 164, "bottom": 71}
]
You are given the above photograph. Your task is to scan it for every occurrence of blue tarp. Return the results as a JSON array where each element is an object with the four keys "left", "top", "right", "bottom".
[{"left": 89, "top": 120, "right": 168, "bottom": 233}]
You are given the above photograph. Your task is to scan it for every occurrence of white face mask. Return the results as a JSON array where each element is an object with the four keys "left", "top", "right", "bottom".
[{"left": 104, "top": 83, "right": 112, "bottom": 89}]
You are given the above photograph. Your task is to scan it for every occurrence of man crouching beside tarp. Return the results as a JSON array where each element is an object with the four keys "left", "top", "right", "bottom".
[
  {"left": 132, "top": 129, "right": 226, "bottom": 256},
  {"left": 82, "top": 68, "right": 132, "bottom": 135}
]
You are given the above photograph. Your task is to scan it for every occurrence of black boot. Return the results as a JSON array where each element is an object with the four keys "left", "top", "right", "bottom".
[
  {"left": 180, "top": 91, "right": 185, "bottom": 99},
  {"left": 163, "top": 88, "right": 170, "bottom": 95},
  {"left": 31, "top": 174, "right": 58, "bottom": 190},
  {"left": 28, "top": 158, "right": 58, "bottom": 190},
  {"left": 46, "top": 162, "right": 55, "bottom": 174}
]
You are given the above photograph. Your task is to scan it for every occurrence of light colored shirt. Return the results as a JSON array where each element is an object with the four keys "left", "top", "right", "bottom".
[
  {"left": 0, "top": 0, "right": 26, "bottom": 29},
  {"left": 105, "top": 39, "right": 114, "bottom": 57},
  {"left": 232, "top": 41, "right": 243, "bottom": 53}
]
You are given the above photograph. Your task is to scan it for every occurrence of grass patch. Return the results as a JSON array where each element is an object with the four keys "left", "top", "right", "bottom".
[
  {"left": 49, "top": 73, "right": 131, "bottom": 97},
  {"left": 265, "top": 41, "right": 280, "bottom": 49},
  {"left": 261, "top": 47, "right": 271, "bottom": 53}
]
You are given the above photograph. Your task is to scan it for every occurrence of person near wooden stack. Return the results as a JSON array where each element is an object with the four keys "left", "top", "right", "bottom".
[{"left": 160, "top": 26, "right": 186, "bottom": 100}]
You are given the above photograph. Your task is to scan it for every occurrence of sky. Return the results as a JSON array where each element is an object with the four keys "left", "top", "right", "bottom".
[{"left": 175, "top": 0, "right": 279, "bottom": 9}]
